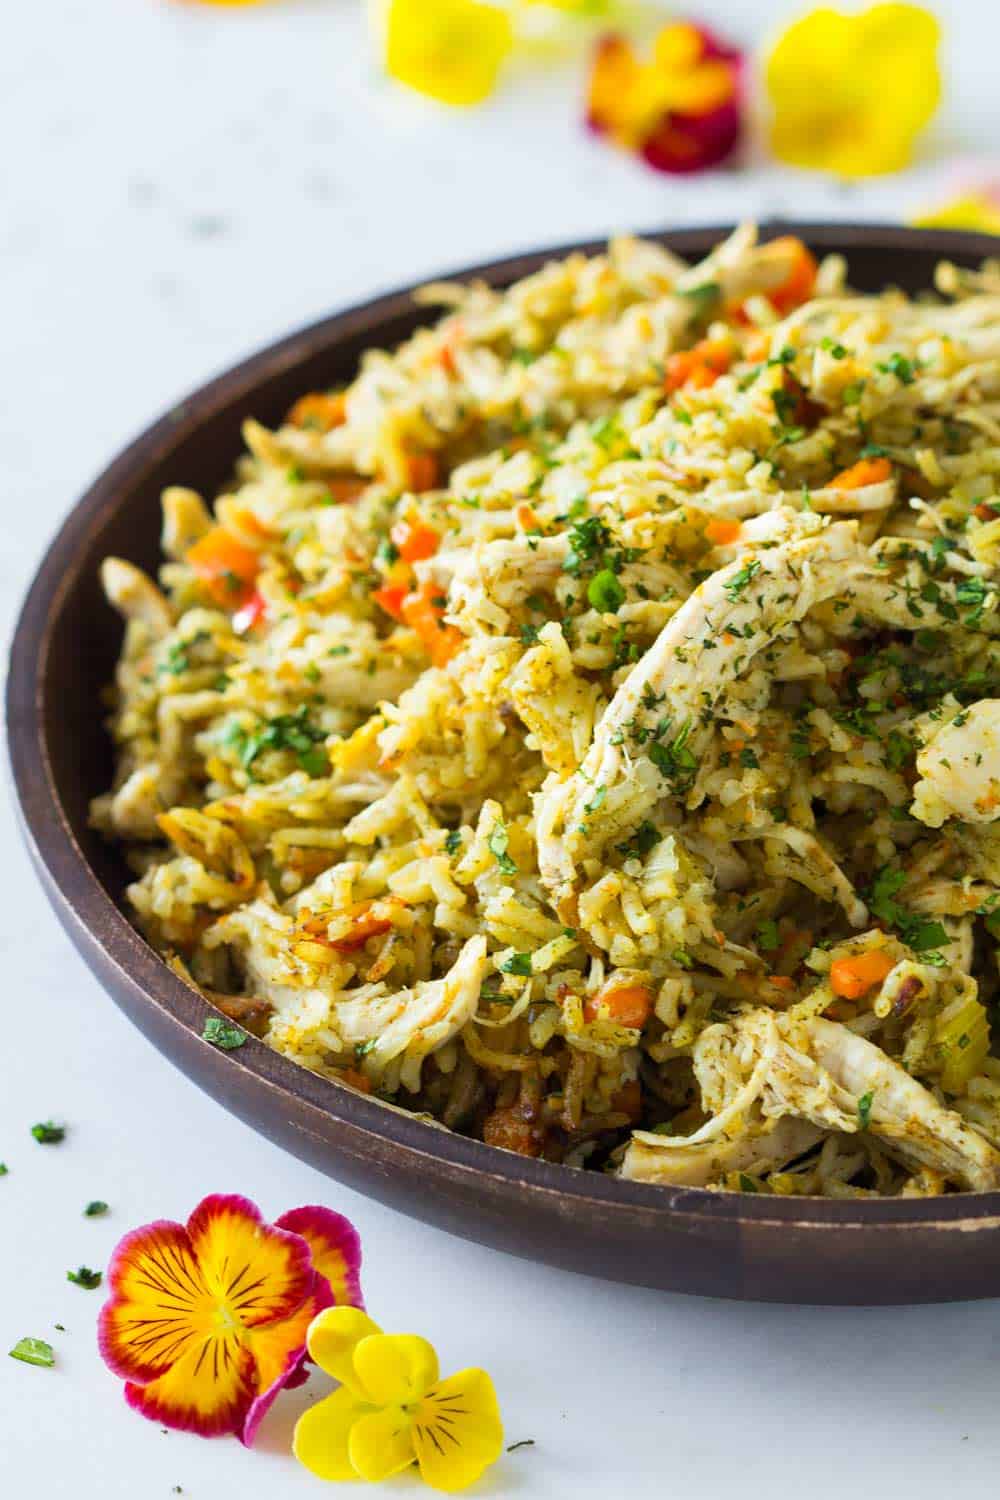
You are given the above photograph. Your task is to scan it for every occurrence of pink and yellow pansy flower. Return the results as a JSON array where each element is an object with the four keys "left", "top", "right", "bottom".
[
  {"left": 586, "top": 20, "right": 744, "bottom": 174},
  {"left": 294, "top": 1306, "right": 504, "bottom": 1492},
  {"left": 98, "top": 1194, "right": 362, "bottom": 1444}
]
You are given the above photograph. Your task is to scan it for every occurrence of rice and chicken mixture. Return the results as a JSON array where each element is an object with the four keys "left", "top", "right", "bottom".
[{"left": 93, "top": 225, "right": 1000, "bottom": 1198}]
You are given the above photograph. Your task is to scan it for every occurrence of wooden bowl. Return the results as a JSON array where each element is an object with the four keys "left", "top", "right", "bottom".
[{"left": 10, "top": 223, "right": 1000, "bottom": 1305}]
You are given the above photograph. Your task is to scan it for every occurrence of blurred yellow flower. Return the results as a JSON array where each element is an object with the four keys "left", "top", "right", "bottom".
[
  {"left": 765, "top": 4, "right": 941, "bottom": 177},
  {"left": 384, "top": 0, "right": 514, "bottom": 107},
  {"left": 293, "top": 1307, "right": 503, "bottom": 1492},
  {"left": 913, "top": 195, "right": 1000, "bottom": 235}
]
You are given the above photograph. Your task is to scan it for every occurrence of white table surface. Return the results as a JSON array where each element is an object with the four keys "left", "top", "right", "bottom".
[{"left": 4, "top": 3, "right": 1000, "bottom": 1495}]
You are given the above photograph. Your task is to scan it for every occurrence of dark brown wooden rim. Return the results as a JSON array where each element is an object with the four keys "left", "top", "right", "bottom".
[{"left": 10, "top": 221, "right": 1000, "bottom": 1239}]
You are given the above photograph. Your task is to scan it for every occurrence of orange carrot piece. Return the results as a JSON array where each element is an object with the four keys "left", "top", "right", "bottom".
[
  {"left": 665, "top": 338, "right": 732, "bottom": 395},
  {"left": 391, "top": 517, "right": 440, "bottom": 564},
  {"left": 287, "top": 391, "right": 347, "bottom": 432},
  {"left": 515, "top": 502, "right": 541, "bottom": 532},
  {"left": 372, "top": 583, "right": 409, "bottom": 621},
  {"left": 404, "top": 451, "right": 440, "bottom": 493},
  {"left": 584, "top": 983, "right": 654, "bottom": 1030},
  {"left": 401, "top": 580, "right": 463, "bottom": 666},
  {"left": 829, "top": 950, "right": 895, "bottom": 1000},
  {"left": 829, "top": 456, "right": 892, "bottom": 491},
  {"left": 186, "top": 526, "right": 260, "bottom": 608},
  {"left": 704, "top": 517, "right": 742, "bottom": 546},
  {"left": 767, "top": 237, "right": 818, "bottom": 314}
]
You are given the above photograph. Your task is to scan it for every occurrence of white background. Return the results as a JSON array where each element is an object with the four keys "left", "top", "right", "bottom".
[{"left": 3, "top": 2, "right": 1000, "bottom": 1496}]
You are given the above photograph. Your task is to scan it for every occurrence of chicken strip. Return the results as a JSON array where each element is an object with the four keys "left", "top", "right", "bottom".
[{"left": 537, "top": 517, "right": 869, "bottom": 902}]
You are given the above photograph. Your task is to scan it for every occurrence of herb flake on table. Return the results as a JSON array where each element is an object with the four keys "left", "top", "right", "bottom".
[
  {"left": 9, "top": 1337, "right": 55, "bottom": 1368},
  {"left": 84, "top": 1200, "right": 109, "bottom": 1217},
  {"left": 202, "top": 1016, "right": 247, "bottom": 1050},
  {"left": 31, "top": 1121, "right": 65, "bottom": 1144},
  {"left": 67, "top": 1265, "right": 103, "bottom": 1290}
]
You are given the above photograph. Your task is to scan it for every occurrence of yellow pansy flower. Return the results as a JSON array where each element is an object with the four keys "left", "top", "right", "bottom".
[
  {"left": 765, "top": 4, "right": 941, "bottom": 177},
  {"left": 294, "top": 1306, "right": 504, "bottom": 1492},
  {"left": 913, "top": 195, "right": 1000, "bottom": 236},
  {"left": 383, "top": 0, "right": 515, "bottom": 107}
]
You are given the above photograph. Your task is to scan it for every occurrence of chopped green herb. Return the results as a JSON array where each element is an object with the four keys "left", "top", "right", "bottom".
[
  {"left": 202, "top": 1017, "right": 247, "bottom": 1051},
  {"left": 327, "top": 644, "right": 351, "bottom": 657},
  {"left": 9, "top": 1338, "right": 54, "bottom": 1368},
  {"left": 0, "top": 1163, "right": 7, "bottom": 1177},
  {"left": 444, "top": 829, "right": 462, "bottom": 857},
  {"left": 616, "top": 821, "right": 661, "bottom": 860},
  {"left": 31, "top": 1122, "right": 65, "bottom": 1145},
  {"left": 739, "top": 747, "right": 760, "bottom": 770},
  {"left": 583, "top": 785, "right": 607, "bottom": 814},
  {"left": 488, "top": 821, "right": 518, "bottom": 877},
  {"left": 866, "top": 866, "right": 948, "bottom": 955},
  {"left": 500, "top": 952, "right": 533, "bottom": 977},
  {"left": 738, "top": 1173, "right": 759, "bottom": 1193},
  {"left": 587, "top": 568, "right": 625, "bottom": 614},
  {"left": 820, "top": 337, "right": 848, "bottom": 359},
  {"left": 857, "top": 1091, "right": 874, "bottom": 1130},
  {"left": 354, "top": 1039, "right": 377, "bottom": 1060},
  {"left": 756, "top": 920, "right": 780, "bottom": 952},
  {"left": 877, "top": 353, "right": 916, "bottom": 385},
  {"left": 723, "top": 559, "right": 761, "bottom": 602},
  {"left": 303, "top": 662, "right": 321, "bottom": 684},
  {"left": 84, "top": 1201, "right": 109, "bottom": 1218},
  {"left": 67, "top": 1266, "right": 102, "bottom": 1290}
]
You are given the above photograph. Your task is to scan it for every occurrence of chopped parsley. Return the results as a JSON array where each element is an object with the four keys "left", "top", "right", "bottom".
[
  {"left": 327, "top": 644, "right": 351, "bottom": 657},
  {"left": 866, "top": 866, "right": 948, "bottom": 955},
  {"left": 648, "top": 720, "right": 698, "bottom": 794},
  {"left": 354, "top": 1039, "right": 377, "bottom": 1060},
  {"left": 67, "top": 1266, "right": 103, "bottom": 1290},
  {"left": 84, "top": 1201, "right": 109, "bottom": 1218},
  {"left": 756, "top": 919, "right": 780, "bottom": 952},
  {"left": 224, "top": 705, "right": 328, "bottom": 779},
  {"left": 202, "top": 1017, "right": 247, "bottom": 1051},
  {"left": 9, "top": 1337, "right": 55, "bottom": 1368},
  {"left": 0, "top": 1163, "right": 7, "bottom": 1177},
  {"left": 877, "top": 353, "right": 917, "bottom": 385},
  {"left": 31, "top": 1122, "right": 65, "bottom": 1145},
  {"left": 739, "top": 747, "right": 760, "bottom": 770},
  {"left": 738, "top": 1173, "right": 759, "bottom": 1193},
  {"left": 488, "top": 821, "right": 518, "bottom": 877},
  {"left": 723, "top": 559, "right": 761, "bottom": 602},
  {"left": 587, "top": 568, "right": 625, "bottom": 614},
  {"left": 500, "top": 952, "right": 533, "bottom": 977},
  {"left": 857, "top": 1091, "right": 874, "bottom": 1130},
  {"left": 616, "top": 820, "right": 661, "bottom": 860},
  {"left": 444, "top": 829, "right": 463, "bottom": 857}
]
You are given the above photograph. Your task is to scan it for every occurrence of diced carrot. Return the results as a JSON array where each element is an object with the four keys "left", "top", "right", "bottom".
[
  {"left": 233, "top": 509, "right": 272, "bottom": 540},
  {"left": 769, "top": 975, "right": 795, "bottom": 991},
  {"left": 372, "top": 583, "right": 409, "bottom": 621},
  {"left": 515, "top": 502, "right": 541, "bottom": 532},
  {"left": 974, "top": 502, "right": 999, "bottom": 521},
  {"left": 401, "top": 580, "right": 464, "bottom": 667},
  {"left": 584, "top": 983, "right": 654, "bottom": 1030},
  {"left": 438, "top": 344, "right": 458, "bottom": 378},
  {"left": 829, "top": 949, "right": 895, "bottom": 1000},
  {"left": 337, "top": 1067, "right": 373, "bottom": 1094},
  {"left": 186, "top": 526, "right": 260, "bottom": 609},
  {"left": 404, "top": 451, "right": 440, "bottom": 493},
  {"left": 232, "top": 588, "right": 267, "bottom": 634},
  {"left": 828, "top": 456, "right": 892, "bottom": 491},
  {"left": 287, "top": 391, "right": 347, "bottom": 432},
  {"left": 327, "top": 911, "right": 396, "bottom": 953},
  {"left": 325, "top": 476, "right": 368, "bottom": 504},
  {"left": 483, "top": 1106, "right": 544, "bottom": 1158},
  {"left": 391, "top": 517, "right": 441, "bottom": 564},
  {"left": 767, "top": 237, "right": 818, "bottom": 315},
  {"left": 704, "top": 516, "right": 742, "bottom": 546},
  {"left": 303, "top": 899, "right": 402, "bottom": 954},
  {"left": 665, "top": 338, "right": 732, "bottom": 395}
]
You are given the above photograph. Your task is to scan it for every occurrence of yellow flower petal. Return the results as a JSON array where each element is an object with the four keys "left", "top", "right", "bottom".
[
  {"left": 353, "top": 1333, "right": 439, "bottom": 1406},
  {"left": 385, "top": 0, "right": 514, "bottom": 108},
  {"left": 306, "top": 1306, "right": 382, "bottom": 1393},
  {"left": 913, "top": 196, "right": 1000, "bottom": 235},
  {"left": 348, "top": 1404, "right": 417, "bottom": 1482},
  {"left": 765, "top": 4, "right": 940, "bottom": 178},
  {"left": 412, "top": 1368, "right": 504, "bottom": 1494},
  {"left": 293, "top": 1386, "right": 368, "bottom": 1482}
]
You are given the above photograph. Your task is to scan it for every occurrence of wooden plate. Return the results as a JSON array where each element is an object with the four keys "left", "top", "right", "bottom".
[{"left": 11, "top": 223, "right": 1000, "bottom": 1304}]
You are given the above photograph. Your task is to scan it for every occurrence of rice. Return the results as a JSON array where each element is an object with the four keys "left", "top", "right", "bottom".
[{"left": 93, "top": 225, "right": 1000, "bottom": 1195}]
